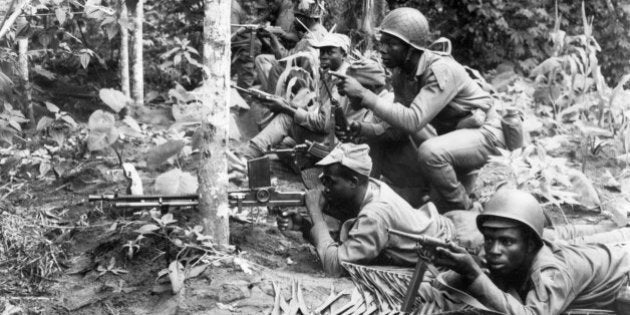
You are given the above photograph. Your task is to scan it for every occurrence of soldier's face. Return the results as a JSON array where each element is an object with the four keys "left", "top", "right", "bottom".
[
  {"left": 320, "top": 47, "right": 345, "bottom": 71},
  {"left": 320, "top": 164, "right": 356, "bottom": 206},
  {"left": 378, "top": 33, "right": 409, "bottom": 69},
  {"left": 481, "top": 227, "right": 532, "bottom": 278}
]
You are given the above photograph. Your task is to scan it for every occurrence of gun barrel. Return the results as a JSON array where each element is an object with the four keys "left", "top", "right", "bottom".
[
  {"left": 115, "top": 201, "right": 199, "bottom": 208},
  {"left": 89, "top": 194, "right": 198, "bottom": 202},
  {"left": 387, "top": 228, "right": 448, "bottom": 247}
]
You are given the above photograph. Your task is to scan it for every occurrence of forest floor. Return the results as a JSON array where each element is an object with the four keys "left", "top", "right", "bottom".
[{"left": 0, "top": 72, "right": 626, "bottom": 315}]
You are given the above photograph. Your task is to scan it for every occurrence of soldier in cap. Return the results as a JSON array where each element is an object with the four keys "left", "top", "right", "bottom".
[
  {"left": 431, "top": 189, "right": 630, "bottom": 314},
  {"left": 240, "top": 32, "right": 351, "bottom": 162},
  {"left": 335, "top": 7, "right": 504, "bottom": 212},
  {"left": 299, "top": 142, "right": 457, "bottom": 276}
]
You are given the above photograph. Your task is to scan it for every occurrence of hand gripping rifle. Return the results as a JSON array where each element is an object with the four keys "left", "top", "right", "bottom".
[{"left": 388, "top": 228, "right": 455, "bottom": 313}]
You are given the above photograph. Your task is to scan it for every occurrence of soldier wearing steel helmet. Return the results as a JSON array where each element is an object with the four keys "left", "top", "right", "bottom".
[
  {"left": 431, "top": 189, "right": 630, "bottom": 314},
  {"left": 335, "top": 7, "right": 505, "bottom": 213}
]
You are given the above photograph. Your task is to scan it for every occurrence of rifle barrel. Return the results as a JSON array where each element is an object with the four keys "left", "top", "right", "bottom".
[
  {"left": 115, "top": 201, "right": 198, "bottom": 208},
  {"left": 387, "top": 228, "right": 445, "bottom": 245},
  {"left": 89, "top": 194, "right": 198, "bottom": 202}
]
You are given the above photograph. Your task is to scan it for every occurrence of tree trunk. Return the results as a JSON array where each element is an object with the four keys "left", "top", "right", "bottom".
[
  {"left": 131, "top": 0, "right": 143, "bottom": 105},
  {"left": 198, "top": 0, "right": 230, "bottom": 246},
  {"left": 17, "top": 37, "right": 34, "bottom": 127},
  {"left": 119, "top": 0, "right": 130, "bottom": 98}
]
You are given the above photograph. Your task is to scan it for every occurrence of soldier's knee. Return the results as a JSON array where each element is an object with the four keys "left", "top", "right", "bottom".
[{"left": 418, "top": 139, "right": 447, "bottom": 167}]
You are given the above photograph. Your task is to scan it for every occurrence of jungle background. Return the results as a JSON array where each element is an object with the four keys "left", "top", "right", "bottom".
[{"left": 0, "top": 0, "right": 629, "bottom": 314}]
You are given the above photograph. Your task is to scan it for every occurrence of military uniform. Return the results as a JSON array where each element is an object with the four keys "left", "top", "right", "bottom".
[
  {"left": 361, "top": 49, "right": 505, "bottom": 211},
  {"left": 244, "top": 61, "right": 348, "bottom": 159},
  {"left": 445, "top": 241, "right": 630, "bottom": 314},
  {"left": 310, "top": 178, "right": 454, "bottom": 276}
]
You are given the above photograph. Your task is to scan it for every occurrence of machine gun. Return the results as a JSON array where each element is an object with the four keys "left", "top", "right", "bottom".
[
  {"left": 90, "top": 157, "right": 304, "bottom": 231},
  {"left": 88, "top": 193, "right": 198, "bottom": 213},
  {"left": 388, "top": 228, "right": 479, "bottom": 313},
  {"left": 228, "top": 156, "right": 306, "bottom": 229}
]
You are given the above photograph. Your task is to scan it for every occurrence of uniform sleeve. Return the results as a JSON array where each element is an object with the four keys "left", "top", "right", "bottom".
[
  {"left": 467, "top": 268, "right": 576, "bottom": 315},
  {"left": 310, "top": 211, "right": 389, "bottom": 277},
  {"left": 293, "top": 100, "right": 332, "bottom": 132},
  {"left": 361, "top": 63, "right": 460, "bottom": 134}
]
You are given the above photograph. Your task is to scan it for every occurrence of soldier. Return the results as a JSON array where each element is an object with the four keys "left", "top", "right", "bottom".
[
  {"left": 255, "top": 0, "right": 328, "bottom": 93},
  {"left": 239, "top": 32, "right": 351, "bottom": 162},
  {"left": 336, "top": 58, "right": 435, "bottom": 207},
  {"left": 299, "top": 142, "right": 457, "bottom": 276},
  {"left": 432, "top": 189, "right": 630, "bottom": 314},
  {"left": 335, "top": 8, "right": 504, "bottom": 212}
]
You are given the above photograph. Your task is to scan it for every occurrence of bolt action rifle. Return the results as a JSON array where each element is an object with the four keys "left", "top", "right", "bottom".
[
  {"left": 388, "top": 228, "right": 480, "bottom": 313},
  {"left": 231, "top": 24, "right": 285, "bottom": 58}
]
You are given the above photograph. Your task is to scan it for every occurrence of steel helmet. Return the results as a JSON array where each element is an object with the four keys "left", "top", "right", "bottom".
[
  {"left": 477, "top": 189, "right": 545, "bottom": 244},
  {"left": 379, "top": 7, "right": 430, "bottom": 51}
]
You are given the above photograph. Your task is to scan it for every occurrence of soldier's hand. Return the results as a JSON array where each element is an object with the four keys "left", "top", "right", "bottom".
[
  {"left": 433, "top": 241, "right": 483, "bottom": 281},
  {"left": 277, "top": 209, "right": 303, "bottom": 231},
  {"left": 330, "top": 72, "right": 367, "bottom": 100},
  {"left": 305, "top": 189, "right": 326, "bottom": 221},
  {"left": 262, "top": 97, "right": 289, "bottom": 113},
  {"left": 335, "top": 121, "right": 361, "bottom": 142}
]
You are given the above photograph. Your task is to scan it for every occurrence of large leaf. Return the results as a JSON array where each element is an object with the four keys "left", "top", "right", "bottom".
[
  {"left": 87, "top": 110, "right": 119, "bottom": 151},
  {"left": 568, "top": 169, "right": 601, "bottom": 211},
  {"left": 36, "top": 116, "right": 55, "bottom": 131},
  {"left": 99, "top": 88, "right": 130, "bottom": 113},
  {"left": 154, "top": 169, "right": 198, "bottom": 195},
  {"left": 55, "top": 7, "right": 67, "bottom": 25},
  {"left": 168, "top": 260, "right": 185, "bottom": 294},
  {"left": 146, "top": 140, "right": 186, "bottom": 168},
  {"left": 602, "top": 198, "right": 630, "bottom": 227}
]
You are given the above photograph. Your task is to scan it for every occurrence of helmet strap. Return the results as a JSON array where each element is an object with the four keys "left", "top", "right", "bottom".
[{"left": 403, "top": 48, "right": 423, "bottom": 75}]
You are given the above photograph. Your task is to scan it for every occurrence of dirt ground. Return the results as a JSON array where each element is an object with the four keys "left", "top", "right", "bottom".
[{"left": 0, "top": 95, "right": 622, "bottom": 315}]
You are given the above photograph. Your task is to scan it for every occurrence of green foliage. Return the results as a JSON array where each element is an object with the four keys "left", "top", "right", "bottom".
[
  {"left": 393, "top": 0, "right": 630, "bottom": 83},
  {"left": 0, "top": 103, "right": 29, "bottom": 146}
]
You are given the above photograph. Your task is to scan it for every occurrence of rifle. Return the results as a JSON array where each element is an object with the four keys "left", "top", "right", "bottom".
[
  {"left": 231, "top": 85, "right": 278, "bottom": 102},
  {"left": 388, "top": 228, "right": 479, "bottom": 313},
  {"left": 320, "top": 70, "right": 350, "bottom": 141},
  {"left": 89, "top": 193, "right": 198, "bottom": 212},
  {"left": 231, "top": 24, "right": 285, "bottom": 58},
  {"left": 228, "top": 156, "right": 306, "bottom": 229}
]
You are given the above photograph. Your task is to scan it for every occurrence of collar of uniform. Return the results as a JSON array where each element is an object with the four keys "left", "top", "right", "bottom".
[
  {"left": 414, "top": 49, "right": 442, "bottom": 78},
  {"left": 358, "top": 179, "right": 380, "bottom": 212}
]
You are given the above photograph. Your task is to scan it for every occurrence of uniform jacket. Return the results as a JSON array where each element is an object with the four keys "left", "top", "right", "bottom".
[
  {"left": 361, "top": 50, "right": 497, "bottom": 135},
  {"left": 310, "top": 178, "right": 453, "bottom": 276},
  {"left": 457, "top": 241, "right": 630, "bottom": 314}
]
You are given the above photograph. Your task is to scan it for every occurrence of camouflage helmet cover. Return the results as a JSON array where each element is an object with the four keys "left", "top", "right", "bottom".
[{"left": 379, "top": 7, "right": 430, "bottom": 51}]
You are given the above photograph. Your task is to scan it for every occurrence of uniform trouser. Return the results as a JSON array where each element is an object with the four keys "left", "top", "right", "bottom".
[
  {"left": 418, "top": 125, "right": 504, "bottom": 212},
  {"left": 244, "top": 113, "right": 328, "bottom": 159},
  {"left": 544, "top": 222, "right": 630, "bottom": 244},
  {"left": 255, "top": 54, "right": 276, "bottom": 92}
]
